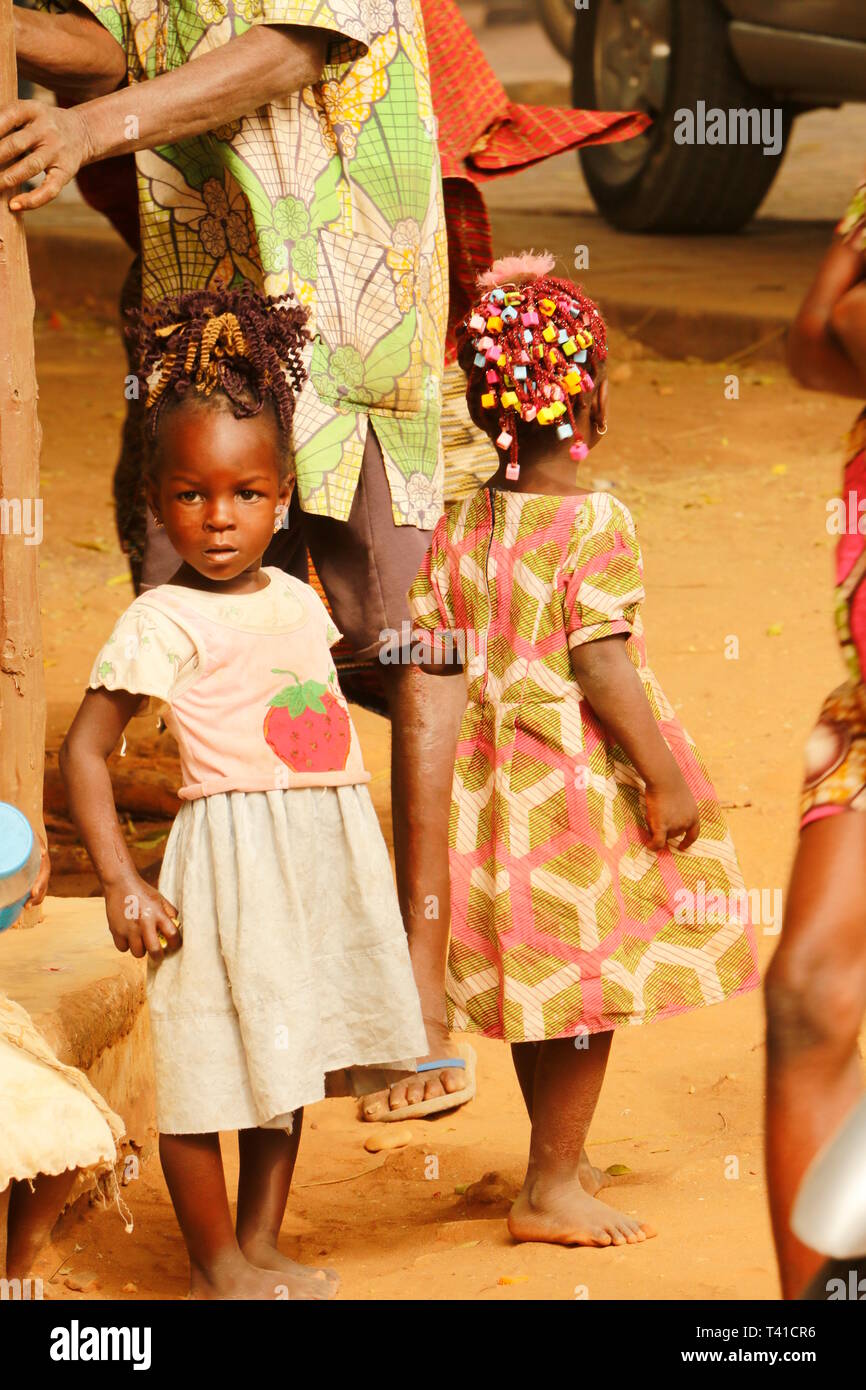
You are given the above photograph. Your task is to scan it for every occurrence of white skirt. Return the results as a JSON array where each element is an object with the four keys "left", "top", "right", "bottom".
[{"left": 150, "top": 785, "right": 429, "bottom": 1134}]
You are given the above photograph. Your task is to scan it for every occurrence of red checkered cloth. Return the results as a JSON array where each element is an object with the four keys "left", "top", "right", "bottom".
[{"left": 426, "top": 0, "right": 651, "bottom": 358}]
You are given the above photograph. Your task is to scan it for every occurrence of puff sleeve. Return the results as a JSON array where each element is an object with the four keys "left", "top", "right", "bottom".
[
  {"left": 407, "top": 515, "right": 458, "bottom": 659},
  {"left": 561, "top": 496, "right": 645, "bottom": 650},
  {"left": 302, "top": 582, "right": 344, "bottom": 649},
  {"left": 88, "top": 601, "right": 199, "bottom": 718}
]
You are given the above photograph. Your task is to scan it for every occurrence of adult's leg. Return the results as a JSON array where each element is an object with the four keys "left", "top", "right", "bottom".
[
  {"left": 508, "top": 1034, "right": 652, "bottom": 1246},
  {"left": 5, "top": 1169, "right": 77, "bottom": 1278},
  {"left": 765, "top": 813, "right": 866, "bottom": 1299},
  {"left": 159, "top": 1131, "right": 322, "bottom": 1300},
  {"left": 235, "top": 1119, "right": 338, "bottom": 1298},
  {"left": 377, "top": 658, "right": 468, "bottom": 1106},
  {"left": 299, "top": 425, "right": 467, "bottom": 1112}
]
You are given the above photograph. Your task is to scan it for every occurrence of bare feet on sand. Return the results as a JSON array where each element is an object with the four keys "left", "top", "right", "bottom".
[
  {"left": 578, "top": 1150, "right": 606, "bottom": 1197},
  {"left": 240, "top": 1237, "right": 339, "bottom": 1298},
  {"left": 508, "top": 1172, "right": 656, "bottom": 1248},
  {"left": 189, "top": 1250, "right": 337, "bottom": 1300}
]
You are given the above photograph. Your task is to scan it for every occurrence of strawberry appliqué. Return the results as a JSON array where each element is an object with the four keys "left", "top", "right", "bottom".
[{"left": 264, "top": 668, "right": 351, "bottom": 772}]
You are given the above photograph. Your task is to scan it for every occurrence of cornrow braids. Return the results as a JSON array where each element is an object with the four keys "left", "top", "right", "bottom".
[
  {"left": 455, "top": 255, "right": 608, "bottom": 479},
  {"left": 126, "top": 285, "right": 311, "bottom": 446}
]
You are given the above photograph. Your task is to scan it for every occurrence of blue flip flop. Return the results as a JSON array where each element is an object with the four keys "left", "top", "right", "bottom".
[{"left": 363, "top": 1042, "right": 477, "bottom": 1122}]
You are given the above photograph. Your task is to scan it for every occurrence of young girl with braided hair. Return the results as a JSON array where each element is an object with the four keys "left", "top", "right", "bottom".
[
  {"left": 408, "top": 253, "right": 759, "bottom": 1248},
  {"left": 60, "top": 287, "right": 428, "bottom": 1300}
]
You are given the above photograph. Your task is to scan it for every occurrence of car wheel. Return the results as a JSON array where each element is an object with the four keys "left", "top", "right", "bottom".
[
  {"left": 537, "top": 0, "right": 575, "bottom": 55},
  {"left": 573, "top": 0, "right": 793, "bottom": 232}
]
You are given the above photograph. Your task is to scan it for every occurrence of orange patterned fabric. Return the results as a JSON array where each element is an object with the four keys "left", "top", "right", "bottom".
[
  {"left": 424, "top": 0, "right": 651, "bottom": 356},
  {"left": 800, "top": 414, "right": 866, "bottom": 826}
]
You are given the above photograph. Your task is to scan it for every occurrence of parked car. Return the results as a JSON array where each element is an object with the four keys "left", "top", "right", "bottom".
[{"left": 538, "top": 0, "right": 866, "bottom": 232}]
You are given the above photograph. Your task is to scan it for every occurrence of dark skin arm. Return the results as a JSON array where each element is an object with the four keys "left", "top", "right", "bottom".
[
  {"left": 570, "top": 634, "right": 700, "bottom": 851},
  {"left": 410, "top": 632, "right": 464, "bottom": 677},
  {"left": 788, "top": 235, "right": 866, "bottom": 398},
  {"left": 0, "top": 22, "right": 328, "bottom": 211},
  {"left": 13, "top": 4, "right": 128, "bottom": 100},
  {"left": 59, "top": 689, "right": 181, "bottom": 960}
]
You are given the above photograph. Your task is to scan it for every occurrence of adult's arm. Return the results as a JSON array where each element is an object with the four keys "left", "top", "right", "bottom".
[
  {"left": 0, "top": 23, "right": 328, "bottom": 211},
  {"left": 788, "top": 237, "right": 866, "bottom": 399},
  {"left": 13, "top": 4, "right": 127, "bottom": 98}
]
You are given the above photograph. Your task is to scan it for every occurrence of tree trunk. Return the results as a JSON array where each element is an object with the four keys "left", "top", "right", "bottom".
[{"left": 0, "top": 0, "right": 46, "bottom": 925}]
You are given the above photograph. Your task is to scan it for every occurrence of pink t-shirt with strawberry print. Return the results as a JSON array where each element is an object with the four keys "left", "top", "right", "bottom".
[{"left": 88, "top": 568, "right": 370, "bottom": 800}]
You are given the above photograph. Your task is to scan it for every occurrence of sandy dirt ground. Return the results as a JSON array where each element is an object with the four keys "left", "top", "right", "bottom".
[{"left": 19, "top": 251, "right": 866, "bottom": 1302}]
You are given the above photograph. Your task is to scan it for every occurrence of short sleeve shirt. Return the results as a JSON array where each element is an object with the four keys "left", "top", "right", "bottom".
[
  {"left": 45, "top": 0, "right": 447, "bottom": 529},
  {"left": 87, "top": 568, "right": 367, "bottom": 799},
  {"left": 560, "top": 494, "right": 646, "bottom": 650}
]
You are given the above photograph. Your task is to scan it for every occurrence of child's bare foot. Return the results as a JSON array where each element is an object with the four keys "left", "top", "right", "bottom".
[
  {"left": 578, "top": 1149, "right": 606, "bottom": 1197},
  {"left": 240, "top": 1237, "right": 339, "bottom": 1299},
  {"left": 188, "top": 1250, "right": 332, "bottom": 1300},
  {"left": 508, "top": 1174, "right": 655, "bottom": 1248}
]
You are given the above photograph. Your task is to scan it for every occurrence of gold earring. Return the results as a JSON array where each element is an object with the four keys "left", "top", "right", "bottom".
[
  {"left": 596, "top": 422, "right": 608, "bottom": 436},
  {"left": 153, "top": 513, "right": 163, "bottom": 528}
]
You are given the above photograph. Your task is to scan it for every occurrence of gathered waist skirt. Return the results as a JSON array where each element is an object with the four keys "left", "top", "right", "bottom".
[{"left": 150, "top": 785, "right": 428, "bottom": 1133}]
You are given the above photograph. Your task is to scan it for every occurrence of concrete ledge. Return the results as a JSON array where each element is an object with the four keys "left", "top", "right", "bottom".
[{"left": 1, "top": 898, "right": 156, "bottom": 1155}]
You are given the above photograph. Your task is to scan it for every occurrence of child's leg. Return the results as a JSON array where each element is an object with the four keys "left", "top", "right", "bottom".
[
  {"left": 765, "top": 814, "right": 866, "bottom": 1299},
  {"left": 235, "top": 1119, "right": 338, "bottom": 1295},
  {"left": 508, "top": 1034, "right": 654, "bottom": 1247},
  {"left": 510, "top": 1041, "right": 606, "bottom": 1198},
  {"left": 159, "top": 1132, "right": 329, "bottom": 1300},
  {"left": 5, "top": 1169, "right": 77, "bottom": 1278}
]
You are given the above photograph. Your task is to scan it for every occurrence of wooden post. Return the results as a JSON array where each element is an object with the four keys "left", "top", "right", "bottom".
[{"left": 0, "top": 0, "right": 46, "bottom": 925}]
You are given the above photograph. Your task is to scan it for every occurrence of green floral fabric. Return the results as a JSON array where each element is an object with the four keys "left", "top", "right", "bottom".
[{"left": 49, "top": 0, "right": 447, "bottom": 526}]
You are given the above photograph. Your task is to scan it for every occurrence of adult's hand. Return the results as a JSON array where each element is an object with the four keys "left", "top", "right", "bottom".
[
  {"left": 0, "top": 24, "right": 327, "bottom": 215},
  {"left": 0, "top": 101, "right": 91, "bottom": 211}
]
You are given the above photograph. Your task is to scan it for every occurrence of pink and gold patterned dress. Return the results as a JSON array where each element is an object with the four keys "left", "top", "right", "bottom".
[
  {"left": 799, "top": 180, "right": 866, "bottom": 826},
  {"left": 409, "top": 488, "right": 759, "bottom": 1042}
]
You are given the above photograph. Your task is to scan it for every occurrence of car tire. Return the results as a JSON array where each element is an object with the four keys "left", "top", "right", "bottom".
[{"left": 573, "top": 0, "right": 793, "bottom": 232}]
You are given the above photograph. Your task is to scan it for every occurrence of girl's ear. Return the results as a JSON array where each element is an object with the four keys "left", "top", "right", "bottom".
[
  {"left": 280, "top": 476, "right": 295, "bottom": 508},
  {"left": 145, "top": 477, "right": 160, "bottom": 521},
  {"left": 591, "top": 376, "right": 609, "bottom": 434}
]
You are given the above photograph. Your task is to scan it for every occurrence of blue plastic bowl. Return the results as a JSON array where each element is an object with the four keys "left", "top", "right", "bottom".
[{"left": 0, "top": 803, "right": 41, "bottom": 931}]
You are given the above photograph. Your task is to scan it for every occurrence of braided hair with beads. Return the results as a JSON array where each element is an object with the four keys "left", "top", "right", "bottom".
[
  {"left": 127, "top": 285, "right": 311, "bottom": 450},
  {"left": 455, "top": 251, "right": 608, "bottom": 480}
]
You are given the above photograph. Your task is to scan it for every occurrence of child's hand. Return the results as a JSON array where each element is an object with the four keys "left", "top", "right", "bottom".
[
  {"left": 104, "top": 876, "right": 182, "bottom": 961},
  {"left": 645, "top": 774, "right": 700, "bottom": 851}
]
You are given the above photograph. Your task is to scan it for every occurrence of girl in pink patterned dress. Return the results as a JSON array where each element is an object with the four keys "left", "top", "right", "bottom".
[
  {"left": 60, "top": 290, "right": 427, "bottom": 1300},
  {"left": 409, "top": 255, "right": 759, "bottom": 1248}
]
